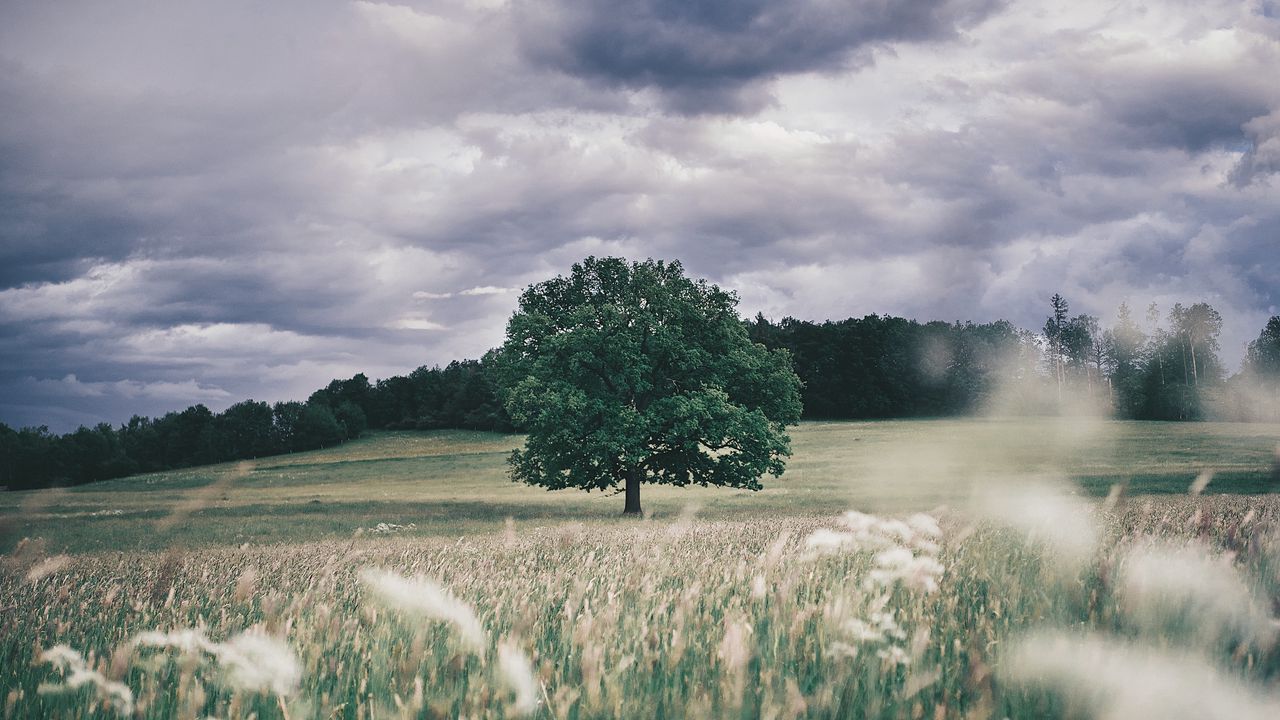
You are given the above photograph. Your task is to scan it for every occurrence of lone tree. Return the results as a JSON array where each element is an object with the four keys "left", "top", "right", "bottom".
[{"left": 494, "top": 256, "right": 803, "bottom": 515}]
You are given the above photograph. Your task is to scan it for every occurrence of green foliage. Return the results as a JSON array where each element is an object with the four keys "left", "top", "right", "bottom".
[
  {"left": 1139, "top": 302, "right": 1227, "bottom": 420},
  {"left": 749, "top": 315, "right": 1027, "bottom": 417},
  {"left": 1245, "top": 316, "right": 1280, "bottom": 379},
  {"left": 495, "top": 257, "right": 802, "bottom": 510},
  {"left": 1230, "top": 316, "right": 1280, "bottom": 422},
  {"left": 1103, "top": 302, "right": 1147, "bottom": 418},
  {"left": 0, "top": 359, "right": 514, "bottom": 490},
  {"left": 271, "top": 401, "right": 345, "bottom": 452},
  {"left": 213, "top": 400, "right": 276, "bottom": 459}
]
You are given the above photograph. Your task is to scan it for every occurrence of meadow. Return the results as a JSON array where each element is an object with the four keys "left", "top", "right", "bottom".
[{"left": 2, "top": 419, "right": 1279, "bottom": 718}]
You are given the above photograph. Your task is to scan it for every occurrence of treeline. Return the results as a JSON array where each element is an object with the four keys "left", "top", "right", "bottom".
[
  {"left": 746, "top": 315, "right": 1035, "bottom": 417},
  {"left": 0, "top": 359, "right": 510, "bottom": 490},
  {"left": 746, "top": 299, "right": 1280, "bottom": 423},
  {"left": 3, "top": 301, "right": 1279, "bottom": 490}
]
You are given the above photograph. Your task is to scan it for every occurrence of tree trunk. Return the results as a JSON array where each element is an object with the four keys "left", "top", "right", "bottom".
[{"left": 623, "top": 466, "right": 643, "bottom": 516}]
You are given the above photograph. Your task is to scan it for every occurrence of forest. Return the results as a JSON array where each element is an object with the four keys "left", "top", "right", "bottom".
[{"left": 2, "top": 299, "right": 1278, "bottom": 490}]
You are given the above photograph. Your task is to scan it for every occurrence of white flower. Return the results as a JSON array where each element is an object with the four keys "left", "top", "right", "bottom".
[
  {"left": 217, "top": 632, "right": 303, "bottom": 696},
  {"left": 813, "top": 510, "right": 944, "bottom": 663}
]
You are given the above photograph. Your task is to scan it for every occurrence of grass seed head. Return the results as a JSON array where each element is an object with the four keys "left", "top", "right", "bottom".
[
  {"left": 359, "top": 567, "right": 487, "bottom": 653},
  {"left": 497, "top": 638, "right": 539, "bottom": 717},
  {"left": 38, "top": 645, "right": 135, "bottom": 715},
  {"left": 1003, "top": 631, "right": 1280, "bottom": 720},
  {"left": 1119, "top": 540, "right": 1278, "bottom": 648}
]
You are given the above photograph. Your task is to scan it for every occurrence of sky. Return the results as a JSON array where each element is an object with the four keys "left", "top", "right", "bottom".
[{"left": 1, "top": 0, "right": 1278, "bottom": 432}]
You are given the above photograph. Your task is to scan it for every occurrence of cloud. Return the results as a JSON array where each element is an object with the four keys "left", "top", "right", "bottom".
[
  {"left": 392, "top": 317, "right": 449, "bottom": 330},
  {"left": 517, "top": 0, "right": 1003, "bottom": 113},
  {"left": 1231, "top": 109, "right": 1280, "bottom": 186},
  {"left": 412, "top": 285, "right": 516, "bottom": 299},
  {"left": 22, "top": 375, "right": 232, "bottom": 402},
  {"left": 0, "top": 0, "right": 1278, "bottom": 431},
  {"left": 460, "top": 285, "right": 516, "bottom": 295}
]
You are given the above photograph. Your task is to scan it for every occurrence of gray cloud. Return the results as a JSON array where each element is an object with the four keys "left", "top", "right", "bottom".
[
  {"left": 1, "top": 0, "right": 1278, "bottom": 431},
  {"left": 518, "top": 0, "right": 1003, "bottom": 113}
]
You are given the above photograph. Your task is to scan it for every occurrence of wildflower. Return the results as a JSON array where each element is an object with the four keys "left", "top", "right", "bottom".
[
  {"left": 717, "top": 618, "right": 753, "bottom": 672},
  {"left": 804, "top": 528, "right": 857, "bottom": 554},
  {"left": 840, "top": 611, "right": 906, "bottom": 643},
  {"left": 216, "top": 632, "right": 303, "bottom": 695},
  {"left": 805, "top": 511, "right": 944, "bottom": 558},
  {"left": 811, "top": 510, "right": 944, "bottom": 664}
]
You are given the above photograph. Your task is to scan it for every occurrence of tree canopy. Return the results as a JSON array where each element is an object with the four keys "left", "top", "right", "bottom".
[{"left": 494, "top": 256, "right": 803, "bottom": 515}]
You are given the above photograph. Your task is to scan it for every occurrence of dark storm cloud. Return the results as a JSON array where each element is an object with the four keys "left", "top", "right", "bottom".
[
  {"left": 1230, "top": 110, "right": 1280, "bottom": 186},
  {"left": 519, "top": 0, "right": 1003, "bottom": 113},
  {"left": 1002, "top": 41, "right": 1274, "bottom": 156}
]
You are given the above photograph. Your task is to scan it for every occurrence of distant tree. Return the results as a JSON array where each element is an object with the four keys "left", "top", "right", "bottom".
[
  {"left": 271, "top": 401, "right": 306, "bottom": 452},
  {"left": 1061, "top": 313, "right": 1098, "bottom": 395},
  {"left": 214, "top": 400, "right": 276, "bottom": 459},
  {"left": 333, "top": 401, "right": 368, "bottom": 440},
  {"left": 1239, "top": 316, "right": 1280, "bottom": 420},
  {"left": 1170, "top": 303, "right": 1224, "bottom": 388},
  {"left": 295, "top": 402, "right": 345, "bottom": 449},
  {"left": 62, "top": 423, "right": 132, "bottom": 484},
  {"left": 1044, "top": 293, "right": 1071, "bottom": 401},
  {"left": 946, "top": 320, "right": 1027, "bottom": 413},
  {"left": 1103, "top": 303, "right": 1147, "bottom": 417},
  {"left": 9, "top": 426, "right": 61, "bottom": 489},
  {"left": 1139, "top": 303, "right": 1224, "bottom": 420},
  {"left": 161, "top": 404, "right": 216, "bottom": 467},
  {"left": 495, "top": 257, "right": 803, "bottom": 515},
  {"left": 0, "top": 422, "right": 15, "bottom": 488},
  {"left": 310, "top": 374, "right": 373, "bottom": 419},
  {"left": 1244, "top": 316, "right": 1280, "bottom": 378}
]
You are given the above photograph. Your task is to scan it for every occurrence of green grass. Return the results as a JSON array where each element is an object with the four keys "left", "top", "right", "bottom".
[{"left": 2, "top": 419, "right": 1277, "bottom": 554}]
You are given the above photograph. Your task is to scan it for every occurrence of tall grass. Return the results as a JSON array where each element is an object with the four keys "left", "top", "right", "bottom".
[{"left": 3, "top": 494, "right": 1278, "bottom": 718}]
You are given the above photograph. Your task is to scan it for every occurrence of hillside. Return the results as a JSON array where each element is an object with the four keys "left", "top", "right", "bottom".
[{"left": 3, "top": 419, "right": 1277, "bottom": 554}]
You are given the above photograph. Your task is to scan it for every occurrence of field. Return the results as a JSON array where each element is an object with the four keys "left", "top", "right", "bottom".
[{"left": 2, "top": 419, "right": 1279, "bottom": 718}]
